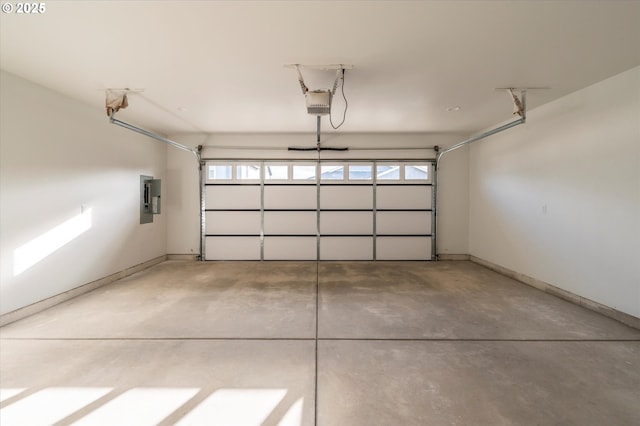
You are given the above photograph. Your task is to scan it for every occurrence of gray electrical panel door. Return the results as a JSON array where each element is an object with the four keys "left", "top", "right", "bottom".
[{"left": 140, "top": 175, "right": 161, "bottom": 224}]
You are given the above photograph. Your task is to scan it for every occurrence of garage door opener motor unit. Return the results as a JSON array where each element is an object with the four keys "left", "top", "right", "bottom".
[{"left": 286, "top": 64, "right": 353, "bottom": 149}]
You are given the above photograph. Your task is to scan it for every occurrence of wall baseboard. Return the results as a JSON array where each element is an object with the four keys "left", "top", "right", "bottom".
[
  {"left": 437, "top": 254, "right": 470, "bottom": 261},
  {"left": 0, "top": 255, "right": 167, "bottom": 327},
  {"left": 470, "top": 256, "right": 640, "bottom": 330},
  {"left": 167, "top": 254, "right": 199, "bottom": 261}
]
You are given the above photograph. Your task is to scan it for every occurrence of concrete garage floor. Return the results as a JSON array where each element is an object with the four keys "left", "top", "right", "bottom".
[{"left": 1, "top": 261, "right": 639, "bottom": 425}]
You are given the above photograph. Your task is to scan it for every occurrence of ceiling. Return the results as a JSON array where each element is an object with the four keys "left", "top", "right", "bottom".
[{"left": 1, "top": 1, "right": 639, "bottom": 136}]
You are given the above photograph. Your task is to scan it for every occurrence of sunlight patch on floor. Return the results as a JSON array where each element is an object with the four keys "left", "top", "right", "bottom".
[
  {"left": 0, "top": 388, "right": 26, "bottom": 403},
  {"left": 175, "top": 388, "right": 288, "bottom": 426},
  {"left": 0, "top": 387, "right": 111, "bottom": 425},
  {"left": 74, "top": 387, "right": 200, "bottom": 426},
  {"left": 278, "top": 397, "right": 305, "bottom": 426}
]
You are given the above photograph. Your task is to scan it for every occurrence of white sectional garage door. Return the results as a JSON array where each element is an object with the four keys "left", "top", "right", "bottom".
[{"left": 204, "top": 161, "right": 433, "bottom": 260}]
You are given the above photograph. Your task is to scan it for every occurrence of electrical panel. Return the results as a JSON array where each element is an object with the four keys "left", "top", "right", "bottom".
[{"left": 140, "top": 175, "right": 161, "bottom": 224}]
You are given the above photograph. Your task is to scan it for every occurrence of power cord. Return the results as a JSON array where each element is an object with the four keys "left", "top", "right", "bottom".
[{"left": 330, "top": 69, "right": 348, "bottom": 129}]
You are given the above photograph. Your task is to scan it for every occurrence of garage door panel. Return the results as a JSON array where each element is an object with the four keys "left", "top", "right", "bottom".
[
  {"left": 320, "top": 186, "right": 372, "bottom": 209},
  {"left": 264, "top": 211, "right": 316, "bottom": 235},
  {"left": 264, "top": 237, "right": 316, "bottom": 260},
  {"left": 204, "top": 161, "right": 434, "bottom": 261},
  {"left": 206, "top": 186, "right": 261, "bottom": 210},
  {"left": 206, "top": 211, "right": 261, "bottom": 235},
  {"left": 320, "top": 211, "right": 372, "bottom": 235},
  {"left": 377, "top": 211, "right": 431, "bottom": 235},
  {"left": 377, "top": 186, "right": 431, "bottom": 210},
  {"left": 205, "top": 237, "right": 261, "bottom": 260},
  {"left": 320, "top": 237, "right": 373, "bottom": 260},
  {"left": 264, "top": 186, "right": 316, "bottom": 210},
  {"left": 376, "top": 237, "right": 432, "bottom": 260}
]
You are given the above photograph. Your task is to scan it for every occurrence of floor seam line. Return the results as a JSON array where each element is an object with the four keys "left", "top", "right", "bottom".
[
  {"left": 317, "top": 338, "right": 640, "bottom": 342},
  {"left": 1, "top": 338, "right": 638, "bottom": 342},
  {"left": 0, "top": 337, "right": 319, "bottom": 341},
  {"left": 314, "top": 259, "right": 320, "bottom": 426}
]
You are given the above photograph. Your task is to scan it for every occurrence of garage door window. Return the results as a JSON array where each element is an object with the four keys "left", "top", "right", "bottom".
[
  {"left": 236, "top": 163, "right": 261, "bottom": 180},
  {"left": 376, "top": 164, "right": 400, "bottom": 180},
  {"left": 265, "top": 164, "right": 289, "bottom": 180},
  {"left": 405, "top": 164, "right": 429, "bottom": 181},
  {"left": 208, "top": 164, "right": 232, "bottom": 180},
  {"left": 348, "top": 164, "right": 373, "bottom": 180},
  {"left": 293, "top": 164, "right": 316, "bottom": 181},
  {"left": 321, "top": 165, "right": 344, "bottom": 181}
]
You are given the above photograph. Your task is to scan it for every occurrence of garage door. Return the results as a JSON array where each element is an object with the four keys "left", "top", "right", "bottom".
[{"left": 204, "top": 161, "right": 433, "bottom": 260}]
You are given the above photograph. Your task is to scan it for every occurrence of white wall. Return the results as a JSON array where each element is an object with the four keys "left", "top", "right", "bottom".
[
  {"left": 469, "top": 66, "right": 640, "bottom": 318},
  {"left": 166, "top": 133, "right": 470, "bottom": 256},
  {"left": 0, "top": 71, "right": 167, "bottom": 315},
  {"left": 165, "top": 134, "right": 203, "bottom": 257}
]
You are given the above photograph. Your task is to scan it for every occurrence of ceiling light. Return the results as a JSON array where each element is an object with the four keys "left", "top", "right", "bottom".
[{"left": 446, "top": 106, "right": 461, "bottom": 112}]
